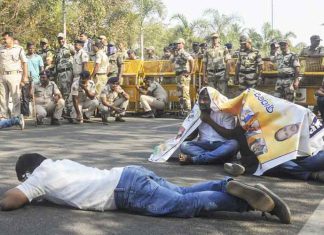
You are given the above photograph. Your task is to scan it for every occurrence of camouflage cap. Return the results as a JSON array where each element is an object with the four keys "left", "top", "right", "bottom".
[
  {"left": 40, "top": 38, "right": 48, "bottom": 44},
  {"left": 270, "top": 40, "right": 279, "bottom": 47},
  {"left": 210, "top": 32, "right": 219, "bottom": 38},
  {"left": 278, "top": 39, "right": 288, "bottom": 45},
  {"left": 310, "top": 35, "right": 322, "bottom": 41},
  {"left": 239, "top": 35, "right": 251, "bottom": 43},
  {"left": 176, "top": 38, "right": 185, "bottom": 44},
  {"left": 145, "top": 46, "right": 155, "bottom": 51},
  {"left": 74, "top": 39, "right": 84, "bottom": 44},
  {"left": 57, "top": 32, "right": 65, "bottom": 38}
]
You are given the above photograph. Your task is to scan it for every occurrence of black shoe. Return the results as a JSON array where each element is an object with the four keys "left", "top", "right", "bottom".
[
  {"left": 101, "top": 114, "right": 109, "bottom": 125},
  {"left": 51, "top": 118, "right": 61, "bottom": 126},
  {"left": 255, "top": 184, "right": 291, "bottom": 224},
  {"left": 115, "top": 116, "right": 125, "bottom": 122},
  {"left": 141, "top": 111, "right": 155, "bottom": 118},
  {"left": 83, "top": 113, "right": 91, "bottom": 123},
  {"left": 226, "top": 181, "right": 275, "bottom": 212}
]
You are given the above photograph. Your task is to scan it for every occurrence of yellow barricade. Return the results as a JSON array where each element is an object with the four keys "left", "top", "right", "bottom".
[{"left": 84, "top": 61, "right": 95, "bottom": 75}]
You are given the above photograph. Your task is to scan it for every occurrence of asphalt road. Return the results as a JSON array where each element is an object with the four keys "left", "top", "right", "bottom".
[{"left": 0, "top": 117, "right": 323, "bottom": 235}]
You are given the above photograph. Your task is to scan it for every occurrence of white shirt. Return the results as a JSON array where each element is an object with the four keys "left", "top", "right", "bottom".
[
  {"left": 0, "top": 44, "right": 27, "bottom": 71},
  {"left": 198, "top": 110, "right": 235, "bottom": 142},
  {"left": 16, "top": 159, "right": 124, "bottom": 211},
  {"left": 73, "top": 48, "right": 89, "bottom": 77},
  {"left": 95, "top": 50, "right": 109, "bottom": 74}
]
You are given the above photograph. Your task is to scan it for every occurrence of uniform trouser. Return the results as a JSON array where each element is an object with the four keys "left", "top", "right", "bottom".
[
  {"left": 273, "top": 78, "right": 294, "bottom": 102},
  {"left": 71, "top": 99, "right": 99, "bottom": 119},
  {"left": 238, "top": 72, "right": 258, "bottom": 91},
  {"left": 57, "top": 70, "right": 73, "bottom": 100},
  {"left": 114, "top": 166, "right": 248, "bottom": 217},
  {"left": 21, "top": 83, "right": 31, "bottom": 116},
  {"left": 99, "top": 97, "right": 129, "bottom": 116},
  {"left": 0, "top": 74, "right": 21, "bottom": 117},
  {"left": 36, "top": 99, "right": 65, "bottom": 121},
  {"left": 0, "top": 117, "right": 19, "bottom": 129},
  {"left": 176, "top": 74, "right": 191, "bottom": 111},
  {"left": 94, "top": 74, "right": 108, "bottom": 97},
  {"left": 140, "top": 95, "right": 165, "bottom": 112},
  {"left": 317, "top": 96, "right": 324, "bottom": 119},
  {"left": 207, "top": 70, "right": 227, "bottom": 95}
]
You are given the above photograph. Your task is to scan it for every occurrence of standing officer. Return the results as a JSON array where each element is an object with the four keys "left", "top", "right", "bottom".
[
  {"left": 0, "top": 31, "right": 28, "bottom": 118},
  {"left": 37, "top": 38, "right": 54, "bottom": 67},
  {"left": 235, "top": 35, "right": 263, "bottom": 92},
  {"left": 107, "top": 42, "right": 124, "bottom": 81},
  {"left": 55, "top": 33, "right": 73, "bottom": 101},
  {"left": 33, "top": 70, "right": 64, "bottom": 125},
  {"left": 273, "top": 39, "right": 300, "bottom": 102},
  {"left": 171, "top": 38, "right": 194, "bottom": 115},
  {"left": 72, "top": 39, "right": 89, "bottom": 82},
  {"left": 203, "top": 33, "right": 231, "bottom": 95},
  {"left": 300, "top": 35, "right": 324, "bottom": 57},
  {"left": 145, "top": 46, "right": 159, "bottom": 61}
]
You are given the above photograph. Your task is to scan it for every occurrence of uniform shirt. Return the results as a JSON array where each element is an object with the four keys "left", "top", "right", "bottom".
[
  {"left": 147, "top": 81, "right": 168, "bottom": 103},
  {"left": 16, "top": 159, "right": 124, "bottom": 211},
  {"left": 172, "top": 48, "right": 193, "bottom": 73},
  {"left": 71, "top": 79, "right": 96, "bottom": 102},
  {"left": 37, "top": 48, "right": 54, "bottom": 65},
  {"left": 145, "top": 54, "right": 159, "bottom": 61},
  {"left": 275, "top": 51, "right": 300, "bottom": 75},
  {"left": 0, "top": 44, "right": 27, "bottom": 72},
  {"left": 237, "top": 48, "right": 263, "bottom": 72},
  {"left": 27, "top": 53, "right": 44, "bottom": 84},
  {"left": 55, "top": 45, "right": 73, "bottom": 71},
  {"left": 100, "top": 84, "right": 126, "bottom": 105},
  {"left": 198, "top": 110, "right": 235, "bottom": 142},
  {"left": 299, "top": 46, "right": 324, "bottom": 57},
  {"left": 108, "top": 52, "right": 123, "bottom": 76},
  {"left": 73, "top": 48, "right": 89, "bottom": 77},
  {"left": 203, "top": 45, "right": 231, "bottom": 71},
  {"left": 34, "top": 81, "right": 61, "bottom": 106},
  {"left": 95, "top": 50, "right": 109, "bottom": 74}
]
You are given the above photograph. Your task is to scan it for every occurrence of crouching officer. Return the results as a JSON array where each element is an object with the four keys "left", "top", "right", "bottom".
[
  {"left": 32, "top": 70, "right": 65, "bottom": 125},
  {"left": 70, "top": 71, "right": 99, "bottom": 123},
  {"left": 99, "top": 77, "right": 129, "bottom": 123}
]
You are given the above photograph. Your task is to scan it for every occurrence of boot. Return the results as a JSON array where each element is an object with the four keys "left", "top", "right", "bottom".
[
  {"left": 115, "top": 116, "right": 126, "bottom": 122},
  {"left": 51, "top": 118, "right": 61, "bottom": 126},
  {"left": 141, "top": 111, "right": 155, "bottom": 118}
]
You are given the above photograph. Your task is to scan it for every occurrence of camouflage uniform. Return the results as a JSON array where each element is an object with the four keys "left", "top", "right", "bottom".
[
  {"left": 299, "top": 46, "right": 324, "bottom": 57},
  {"left": 172, "top": 48, "right": 193, "bottom": 111},
  {"left": 273, "top": 51, "right": 300, "bottom": 102},
  {"left": 108, "top": 52, "right": 124, "bottom": 79},
  {"left": 237, "top": 48, "right": 263, "bottom": 90},
  {"left": 203, "top": 45, "right": 231, "bottom": 94},
  {"left": 55, "top": 45, "right": 73, "bottom": 100}
]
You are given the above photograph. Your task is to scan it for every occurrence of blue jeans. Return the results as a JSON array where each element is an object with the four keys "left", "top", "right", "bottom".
[
  {"left": 180, "top": 140, "right": 239, "bottom": 164},
  {"left": 0, "top": 117, "right": 19, "bottom": 129},
  {"left": 114, "top": 166, "right": 248, "bottom": 217},
  {"left": 265, "top": 151, "right": 324, "bottom": 180},
  {"left": 317, "top": 96, "right": 324, "bottom": 119}
]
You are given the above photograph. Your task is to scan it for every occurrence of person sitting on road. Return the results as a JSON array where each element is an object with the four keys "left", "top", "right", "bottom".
[
  {"left": 179, "top": 87, "right": 239, "bottom": 165},
  {"left": 32, "top": 70, "right": 65, "bottom": 125},
  {"left": 0, "top": 114, "right": 24, "bottom": 130},
  {"left": 70, "top": 71, "right": 99, "bottom": 123},
  {"left": 136, "top": 77, "right": 168, "bottom": 118},
  {"left": 315, "top": 80, "right": 324, "bottom": 120},
  {"left": 0, "top": 153, "right": 291, "bottom": 224},
  {"left": 99, "top": 77, "right": 129, "bottom": 124}
]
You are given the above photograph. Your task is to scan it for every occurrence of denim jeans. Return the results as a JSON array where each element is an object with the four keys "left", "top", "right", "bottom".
[
  {"left": 114, "top": 166, "right": 248, "bottom": 217},
  {"left": 180, "top": 140, "right": 239, "bottom": 164},
  {"left": 0, "top": 117, "right": 19, "bottom": 129},
  {"left": 265, "top": 151, "right": 324, "bottom": 180},
  {"left": 317, "top": 96, "right": 324, "bottom": 120}
]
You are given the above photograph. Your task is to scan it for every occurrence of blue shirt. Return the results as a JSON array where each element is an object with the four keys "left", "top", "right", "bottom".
[{"left": 27, "top": 54, "right": 44, "bottom": 84}]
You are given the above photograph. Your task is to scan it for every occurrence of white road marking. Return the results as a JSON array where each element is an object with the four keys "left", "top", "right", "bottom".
[{"left": 299, "top": 198, "right": 324, "bottom": 235}]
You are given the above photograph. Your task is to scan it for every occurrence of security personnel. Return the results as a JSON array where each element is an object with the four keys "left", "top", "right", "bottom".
[
  {"left": 70, "top": 71, "right": 98, "bottom": 123},
  {"left": 171, "top": 38, "right": 194, "bottom": 114},
  {"left": 107, "top": 42, "right": 124, "bottom": 80},
  {"left": 72, "top": 39, "right": 89, "bottom": 82},
  {"left": 55, "top": 33, "right": 73, "bottom": 100},
  {"left": 273, "top": 39, "right": 300, "bottom": 102},
  {"left": 161, "top": 47, "right": 172, "bottom": 60},
  {"left": 269, "top": 40, "right": 280, "bottom": 57},
  {"left": 33, "top": 70, "right": 65, "bottom": 125},
  {"left": 0, "top": 31, "right": 28, "bottom": 118},
  {"left": 190, "top": 42, "right": 200, "bottom": 59},
  {"left": 235, "top": 35, "right": 263, "bottom": 91},
  {"left": 99, "top": 77, "right": 129, "bottom": 123},
  {"left": 145, "top": 46, "right": 159, "bottom": 61},
  {"left": 300, "top": 35, "right": 324, "bottom": 57},
  {"left": 37, "top": 38, "right": 54, "bottom": 67},
  {"left": 203, "top": 33, "right": 231, "bottom": 95}
]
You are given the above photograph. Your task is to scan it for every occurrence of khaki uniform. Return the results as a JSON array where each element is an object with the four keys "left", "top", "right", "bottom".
[
  {"left": 273, "top": 51, "right": 300, "bottom": 102},
  {"left": 99, "top": 84, "right": 129, "bottom": 116},
  {"left": 72, "top": 48, "right": 89, "bottom": 81},
  {"left": 108, "top": 52, "right": 123, "bottom": 79},
  {"left": 172, "top": 48, "right": 193, "bottom": 111},
  {"left": 94, "top": 50, "right": 109, "bottom": 96},
  {"left": 139, "top": 81, "right": 168, "bottom": 112},
  {"left": 0, "top": 44, "right": 27, "bottom": 117},
  {"left": 55, "top": 45, "right": 73, "bottom": 99},
  {"left": 299, "top": 46, "right": 324, "bottom": 57},
  {"left": 70, "top": 79, "right": 99, "bottom": 119},
  {"left": 34, "top": 81, "right": 65, "bottom": 121},
  {"left": 203, "top": 45, "right": 231, "bottom": 95},
  {"left": 237, "top": 48, "right": 263, "bottom": 91}
]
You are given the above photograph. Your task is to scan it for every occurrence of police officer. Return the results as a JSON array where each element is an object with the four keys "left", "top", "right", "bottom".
[
  {"left": 72, "top": 39, "right": 89, "bottom": 82},
  {"left": 203, "top": 33, "right": 231, "bottom": 95},
  {"left": 33, "top": 70, "right": 65, "bottom": 125},
  {"left": 300, "top": 35, "right": 324, "bottom": 57},
  {"left": 0, "top": 31, "right": 28, "bottom": 118},
  {"left": 107, "top": 42, "right": 124, "bottom": 81},
  {"left": 145, "top": 46, "right": 159, "bottom": 61},
  {"left": 70, "top": 71, "right": 99, "bottom": 123},
  {"left": 235, "top": 35, "right": 263, "bottom": 91},
  {"left": 55, "top": 33, "right": 73, "bottom": 101},
  {"left": 38, "top": 38, "right": 54, "bottom": 67},
  {"left": 273, "top": 39, "right": 300, "bottom": 102},
  {"left": 99, "top": 77, "right": 129, "bottom": 123},
  {"left": 171, "top": 38, "right": 194, "bottom": 114}
]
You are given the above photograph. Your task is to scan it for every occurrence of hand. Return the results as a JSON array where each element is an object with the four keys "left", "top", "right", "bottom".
[
  {"left": 202, "top": 77, "right": 208, "bottom": 86},
  {"left": 293, "top": 79, "right": 299, "bottom": 90},
  {"left": 200, "top": 111, "right": 211, "bottom": 123},
  {"left": 53, "top": 94, "right": 60, "bottom": 103}
]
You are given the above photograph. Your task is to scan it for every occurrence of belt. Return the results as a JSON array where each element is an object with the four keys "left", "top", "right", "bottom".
[
  {"left": 57, "top": 68, "right": 72, "bottom": 73},
  {"left": 175, "top": 71, "right": 188, "bottom": 76},
  {"left": 96, "top": 73, "right": 107, "bottom": 75},
  {"left": 240, "top": 70, "right": 256, "bottom": 74},
  {"left": 278, "top": 74, "right": 294, "bottom": 79},
  {"left": 208, "top": 68, "right": 225, "bottom": 73},
  {"left": 2, "top": 70, "right": 21, "bottom": 75}
]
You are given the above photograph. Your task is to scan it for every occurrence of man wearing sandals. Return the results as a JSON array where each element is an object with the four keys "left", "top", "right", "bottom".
[{"left": 0, "top": 153, "right": 290, "bottom": 224}]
